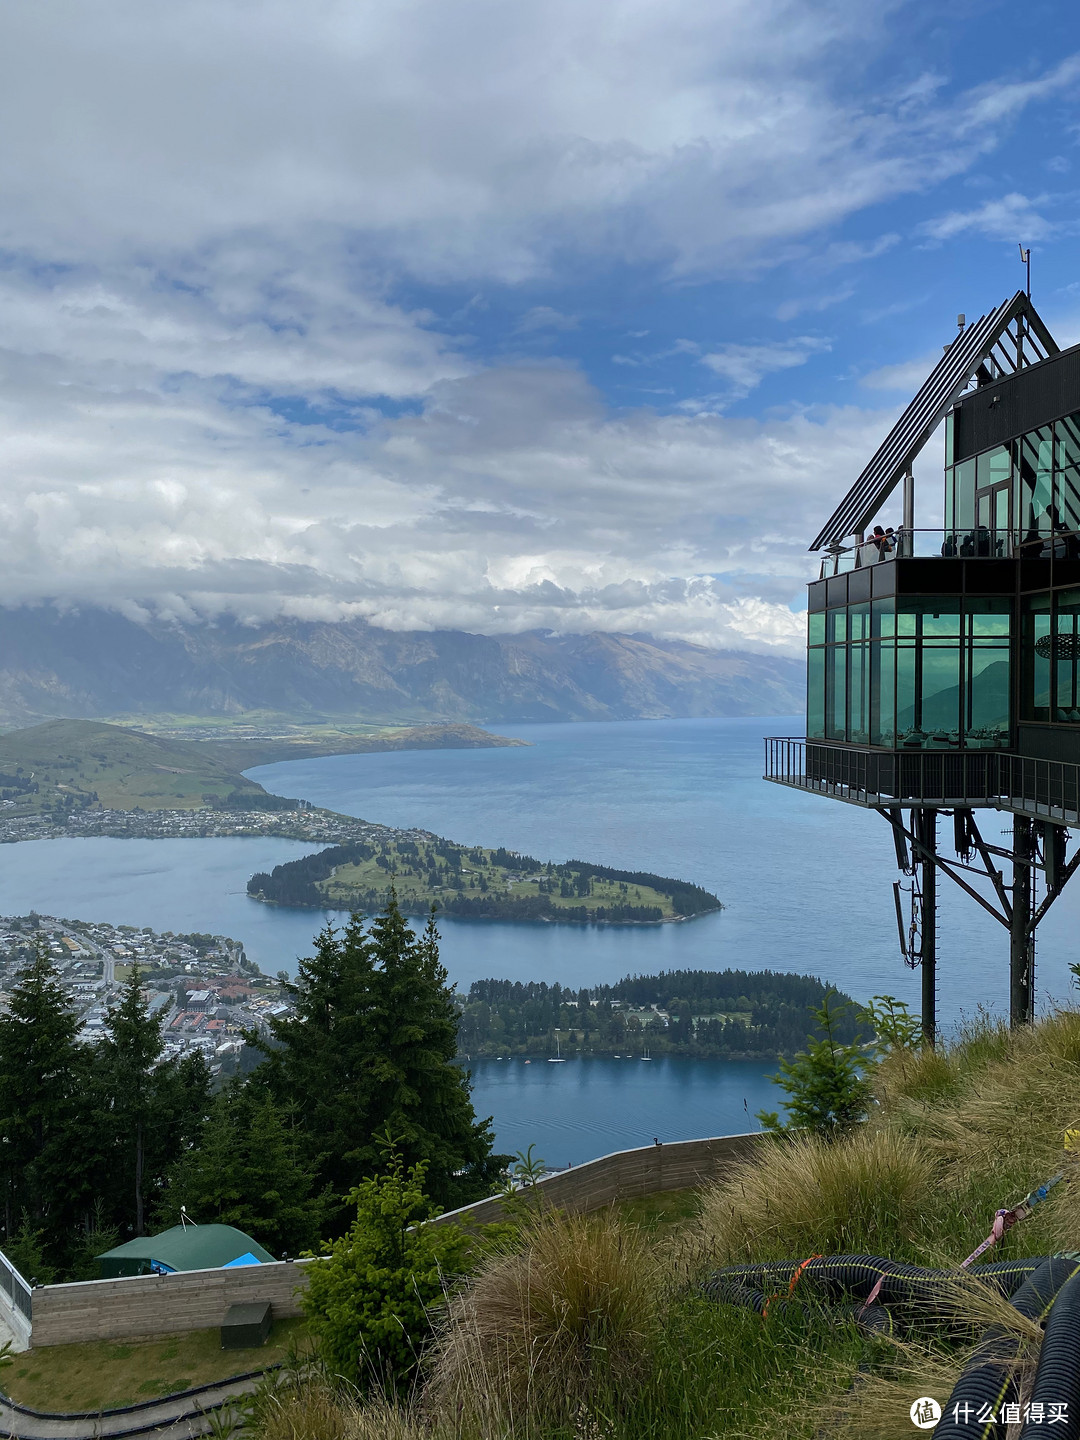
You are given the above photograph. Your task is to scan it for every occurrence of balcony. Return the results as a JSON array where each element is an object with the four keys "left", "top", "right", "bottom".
[
  {"left": 764, "top": 737, "right": 1080, "bottom": 824},
  {"left": 817, "top": 528, "right": 1080, "bottom": 579}
]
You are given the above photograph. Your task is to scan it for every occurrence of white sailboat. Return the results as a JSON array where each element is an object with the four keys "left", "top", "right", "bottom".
[{"left": 548, "top": 1030, "right": 566, "bottom": 1063}]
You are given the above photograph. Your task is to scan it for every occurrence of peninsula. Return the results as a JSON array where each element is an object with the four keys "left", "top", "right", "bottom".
[{"left": 0, "top": 718, "right": 719, "bottom": 924}]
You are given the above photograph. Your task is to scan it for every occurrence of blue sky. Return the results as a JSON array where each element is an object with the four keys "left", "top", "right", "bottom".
[{"left": 1, "top": 0, "right": 1079, "bottom": 653}]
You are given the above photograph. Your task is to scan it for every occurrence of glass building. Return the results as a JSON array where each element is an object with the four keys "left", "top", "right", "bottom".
[{"left": 766, "top": 292, "right": 1080, "bottom": 1035}]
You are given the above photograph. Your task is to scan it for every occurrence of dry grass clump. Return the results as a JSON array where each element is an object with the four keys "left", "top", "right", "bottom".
[
  {"left": 693, "top": 1127, "right": 938, "bottom": 1265},
  {"left": 426, "top": 1207, "right": 663, "bottom": 1429},
  {"left": 252, "top": 1380, "right": 430, "bottom": 1440}
]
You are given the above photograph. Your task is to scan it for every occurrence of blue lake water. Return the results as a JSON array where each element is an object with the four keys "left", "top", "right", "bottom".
[{"left": 1, "top": 715, "right": 1078, "bottom": 1163}]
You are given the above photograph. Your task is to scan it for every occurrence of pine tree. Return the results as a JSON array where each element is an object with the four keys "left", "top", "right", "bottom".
[
  {"left": 358, "top": 906, "right": 504, "bottom": 1208},
  {"left": 0, "top": 943, "right": 94, "bottom": 1257},
  {"left": 251, "top": 914, "right": 378, "bottom": 1214},
  {"left": 101, "top": 966, "right": 211, "bottom": 1236},
  {"left": 756, "top": 992, "right": 871, "bottom": 1138},
  {"left": 158, "top": 1086, "right": 326, "bottom": 1255},
  {"left": 254, "top": 901, "right": 505, "bottom": 1220}
]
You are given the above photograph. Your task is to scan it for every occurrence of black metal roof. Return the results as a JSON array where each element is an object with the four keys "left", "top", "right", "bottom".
[{"left": 809, "top": 292, "right": 1059, "bottom": 551}]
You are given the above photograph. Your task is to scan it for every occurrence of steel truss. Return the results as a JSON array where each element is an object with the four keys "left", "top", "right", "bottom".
[{"left": 875, "top": 806, "right": 1080, "bottom": 1041}]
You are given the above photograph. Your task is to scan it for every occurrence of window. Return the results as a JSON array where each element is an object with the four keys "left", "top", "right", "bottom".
[{"left": 814, "top": 597, "right": 1010, "bottom": 748}]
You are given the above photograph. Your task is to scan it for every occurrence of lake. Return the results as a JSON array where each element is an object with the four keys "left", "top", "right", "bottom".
[{"left": 2, "top": 715, "right": 1078, "bottom": 1162}]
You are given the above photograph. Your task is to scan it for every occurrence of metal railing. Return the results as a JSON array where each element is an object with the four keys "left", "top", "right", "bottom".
[
  {"left": 0, "top": 1246, "right": 33, "bottom": 1323},
  {"left": 817, "top": 527, "right": 1080, "bottom": 579},
  {"left": 765, "top": 738, "right": 1080, "bottom": 824}
]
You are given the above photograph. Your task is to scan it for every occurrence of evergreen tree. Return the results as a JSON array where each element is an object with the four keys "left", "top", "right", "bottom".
[
  {"left": 359, "top": 907, "right": 504, "bottom": 1208},
  {"left": 100, "top": 966, "right": 211, "bottom": 1236},
  {"left": 250, "top": 914, "right": 378, "bottom": 1215},
  {"left": 158, "top": 1086, "right": 327, "bottom": 1255},
  {"left": 254, "top": 900, "right": 506, "bottom": 1220},
  {"left": 0, "top": 943, "right": 92, "bottom": 1255},
  {"left": 757, "top": 993, "right": 871, "bottom": 1138}
]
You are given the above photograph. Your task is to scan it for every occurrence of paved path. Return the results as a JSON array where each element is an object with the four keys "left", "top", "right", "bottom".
[{"left": 0, "top": 1372, "right": 267, "bottom": 1439}]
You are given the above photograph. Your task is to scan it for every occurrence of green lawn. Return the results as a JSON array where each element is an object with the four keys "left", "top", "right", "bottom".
[
  {"left": 323, "top": 847, "right": 675, "bottom": 916},
  {"left": 5, "top": 1318, "right": 312, "bottom": 1412}
]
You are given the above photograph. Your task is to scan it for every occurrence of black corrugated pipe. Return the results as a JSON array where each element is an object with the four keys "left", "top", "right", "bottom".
[
  {"left": 704, "top": 1254, "right": 1080, "bottom": 1438},
  {"left": 1018, "top": 1265, "right": 1080, "bottom": 1438},
  {"left": 934, "top": 1258, "right": 1080, "bottom": 1439}
]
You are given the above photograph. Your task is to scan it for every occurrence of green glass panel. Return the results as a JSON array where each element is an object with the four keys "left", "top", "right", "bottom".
[
  {"left": 872, "top": 599, "right": 895, "bottom": 638},
  {"left": 967, "top": 599, "right": 1010, "bottom": 638},
  {"left": 977, "top": 446, "right": 1011, "bottom": 488},
  {"left": 967, "top": 646, "right": 1010, "bottom": 739},
  {"left": 954, "top": 458, "right": 976, "bottom": 530},
  {"left": 920, "top": 645, "right": 961, "bottom": 737},
  {"left": 1057, "top": 416, "right": 1080, "bottom": 532},
  {"left": 849, "top": 643, "right": 869, "bottom": 744},
  {"left": 1054, "top": 597, "right": 1080, "bottom": 721},
  {"left": 827, "top": 609, "right": 846, "bottom": 644},
  {"left": 1017, "top": 427, "right": 1054, "bottom": 540},
  {"left": 807, "top": 647, "right": 825, "bottom": 739},
  {"left": 848, "top": 603, "right": 870, "bottom": 642},
  {"left": 1023, "top": 600, "right": 1051, "bottom": 722},
  {"left": 808, "top": 612, "right": 825, "bottom": 646},
  {"left": 945, "top": 411, "right": 955, "bottom": 467},
  {"left": 872, "top": 641, "right": 895, "bottom": 745},
  {"left": 944, "top": 466, "right": 954, "bottom": 531},
  {"left": 895, "top": 646, "right": 917, "bottom": 741},
  {"left": 828, "top": 646, "right": 846, "bottom": 740},
  {"left": 898, "top": 599, "right": 960, "bottom": 637}
]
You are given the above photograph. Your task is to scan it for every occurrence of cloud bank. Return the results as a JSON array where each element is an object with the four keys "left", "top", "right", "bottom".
[{"left": 0, "top": 1, "right": 1073, "bottom": 653}]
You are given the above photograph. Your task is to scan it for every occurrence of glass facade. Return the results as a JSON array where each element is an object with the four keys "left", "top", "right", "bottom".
[
  {"left": 1022, "top": 587, "right": 1080, "bottom": 722},
  {"left": 808, "top": 598, "right": 1011, "bottom": 749},
  {"left": 943, "top": 413, "right": 1080, "bottom": 551}
]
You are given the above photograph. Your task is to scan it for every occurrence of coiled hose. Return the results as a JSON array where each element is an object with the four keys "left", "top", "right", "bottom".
[{"left": 703, "top": 1253, "right": 1080, "bottom": 1439}]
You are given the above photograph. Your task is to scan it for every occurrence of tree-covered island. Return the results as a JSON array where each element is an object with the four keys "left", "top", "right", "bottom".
[
  {"left": 248, "top": 839, "right": 721, "bottom": 924},
  {"left": 457, "top": 969, "right": 863, "bottom": 1060}
]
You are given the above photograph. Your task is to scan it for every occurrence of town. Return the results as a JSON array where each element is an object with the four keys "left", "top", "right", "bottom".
[
  {"left": 0, "top": 804, "right": 431, "bottom": 847},
  {"left": 0, "top": 913, "right": 293, "bottom": 1073}
]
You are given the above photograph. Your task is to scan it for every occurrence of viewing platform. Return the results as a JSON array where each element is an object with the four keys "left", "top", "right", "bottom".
[{"left": 765, "top": 737, "right": 1080, "bottom": 826}]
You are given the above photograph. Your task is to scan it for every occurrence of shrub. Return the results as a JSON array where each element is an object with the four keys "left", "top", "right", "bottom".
[
  {"left": 757, "top": 993, "right": 871, "bottom": 1138},
  {"left": 427, "top": 1208, "right": 663, "bottom": 1428},
  {"left": 694, "top": 1127, "right": 938, "bottom": 1264},
  {"left": 301, "top": 1143, "right": 471, "bottom": 1398}
]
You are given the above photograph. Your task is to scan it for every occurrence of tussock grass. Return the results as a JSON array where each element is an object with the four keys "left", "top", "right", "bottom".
[
  {"left": 426, "top": 1208, "right": 663, "bottom": 1429},
  {"left": 693, "top": 1127, "right": 939, "bottom": 1265},
  {"left": 254, "top": 1379, "right": 430, "bottom": 1440}
]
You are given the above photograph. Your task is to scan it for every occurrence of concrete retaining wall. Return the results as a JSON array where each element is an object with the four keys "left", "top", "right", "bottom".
[
  {"left": 28, "top": 1130, "right": 764, "bottom": 1347},
  {"left": 30, "top": 1257, "right": 316, "bottom": 1348},
  {"left": 430, "top": 1130, "right": 762, "bottom": 1228}
]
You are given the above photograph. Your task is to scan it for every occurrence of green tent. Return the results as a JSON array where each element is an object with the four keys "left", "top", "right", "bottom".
[{"left": 96, "top": 1223, "right": 276, "bottom": 1278}]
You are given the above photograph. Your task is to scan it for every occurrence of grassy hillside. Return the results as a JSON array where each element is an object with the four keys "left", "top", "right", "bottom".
[
  {"left": 0, "top": 719, "right": 270, "bottom": 813},
  {"left": 249, "top": 837, "right": 721, "bottom": 923},
  {"left": 267, "top": 1005, "right": 1080, "bottom": 1440}
]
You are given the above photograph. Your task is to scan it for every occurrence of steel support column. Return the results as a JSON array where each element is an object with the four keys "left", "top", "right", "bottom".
[
  {"left": 917, "top": 809, "right": 937, "bottom": 1045},
  {"left": 1011, "top": 816, "right": 1034, "bottom": 1027}
]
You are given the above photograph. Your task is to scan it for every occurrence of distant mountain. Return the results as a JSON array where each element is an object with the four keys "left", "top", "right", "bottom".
[{"left": 0, "top": 606, "right": 804, "bottom": 728}]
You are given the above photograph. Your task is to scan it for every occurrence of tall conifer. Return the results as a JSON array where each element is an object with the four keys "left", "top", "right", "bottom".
[{"left": 0, "top": 943, "right": 86, "bottom": 1251}]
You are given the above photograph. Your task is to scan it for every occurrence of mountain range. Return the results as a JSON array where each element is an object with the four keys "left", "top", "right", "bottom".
[{"left": 0, "top": 606, "right": 804, "bottom": 728}]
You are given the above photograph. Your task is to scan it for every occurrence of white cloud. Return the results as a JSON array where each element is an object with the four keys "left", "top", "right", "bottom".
[
  {"left": 516, "top": 307, "right": 580, "bottom": 333},
  {"left": 0, "top": 3, "right": 1075, "bottom": 656},
  {"left": 0, "top": 352, "right": 891, "bottom": 654},
  {"left": 920, "top": 192, "right": 1056, "bottom": 243},
  {"left": 700, "top": 337, "right": 832, "bottom": 395},
  {"left": 860, "top": 351, "right": 940, "bottom": 391}
]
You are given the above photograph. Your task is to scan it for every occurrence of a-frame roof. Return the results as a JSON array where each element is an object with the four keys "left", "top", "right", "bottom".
[{"left": 809, "top": 292, "right": 1059, "bottom": 551}]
